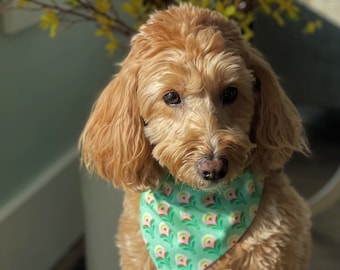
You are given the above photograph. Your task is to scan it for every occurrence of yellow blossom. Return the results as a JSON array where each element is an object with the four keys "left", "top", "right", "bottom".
[
  {"left": 258, "top": 0, "right": 272, "bottom": 14},
  {"left": 287, "top": 9, "right": 300, "bottom": 20},
  {"left": 105, "top": 37, "right": 119, "bottom": 56},
  {"left": 40, "top": 10, "right": 59, "bottom": 38},
  {"left": 224, "top": 5, "right": 236, "bottom": 17},
  {"left": 122, "top": 0, "right": 145, "bottom": 17},
  {"left": 272, "top": 10, "right": 285, "bottom": 26},
  {"left": 239, "top": 12, "right": 255, "bottom": 40},
  {"left": 17, "top": 0, "right": 30, "bottom": 8},
  {"left": 199, "top": 0, "right": 211, "bottom": 8},
  {"left": 278, "top": 0, "right": 300, "bottom": 20},
  {"left": 303, "top": 20, "right": 322, "bottom": 34},
  {"left": 185, "top": 0, "right": 211, "bottom": 8},
  {"left": 95, "top": 25, "right": 114, "bottom": 39},
  {"left": 95, "top": 14, "right": 114, "bottom": 27},
  {"left": 95, "top": 0, "right": 111, "bottom": 13},
  {"left": 215, "top": 1, "right": 225, "bottom": 14},
  {"left": 242, "top": 26, "right": 254, "bottom": 41},
  {"left": 65, "top": 0, "right": 80, "bottom": 7}
]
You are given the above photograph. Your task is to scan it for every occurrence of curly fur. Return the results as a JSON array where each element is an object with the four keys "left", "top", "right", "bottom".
[{"left": 80, "top": 4, "right": 311, "bottom": 269}]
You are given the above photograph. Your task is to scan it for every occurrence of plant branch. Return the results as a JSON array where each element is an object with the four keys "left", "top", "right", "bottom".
[{"left": 24, "top": 0, "right": 136, "bottom": 36}]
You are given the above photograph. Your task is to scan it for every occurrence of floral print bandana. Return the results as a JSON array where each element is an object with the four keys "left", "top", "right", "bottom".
[{"left": 140, "top": 170, "right": 263, "bottom": 270}]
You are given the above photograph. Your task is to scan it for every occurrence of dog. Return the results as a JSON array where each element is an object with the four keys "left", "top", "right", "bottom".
[{"left": 80, "top": 4, "right": 311, "bottom": 269}]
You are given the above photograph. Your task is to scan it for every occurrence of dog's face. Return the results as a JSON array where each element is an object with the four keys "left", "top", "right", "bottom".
[
  {"left": 80, "top": 5, "right": 309, "bottom": 191},
  {"left": 137, "top": 35, "right": 256, "bottom": 189}
]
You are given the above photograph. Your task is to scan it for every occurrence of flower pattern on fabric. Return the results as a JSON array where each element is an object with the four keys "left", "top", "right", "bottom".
[
  {"left": 160, "top": 183, "right": 173, "bottom": 197},
  {"left": 159, "top": 222, "right": 170, "bottom": 236},
  {"left": 201, "top": 234, "right": 216, "bottom": 249},
  {"left": 142, "top": 213, "right": 153, "bottom": 227},
  {"left": 198, "top": 259, "right": 213, "bottom": 270},
  {"left": 224, "top": 187, "right": 238, "bottom": 201},
  {"left": 154, "top": 245, "right": 166, "bottom": 259},
  {"left": 175, "top": 254, "right": 190, "bottom": 267},
  {"left": 156, "top": 202, "right": 170, "bottom": 216},
  {"left": 140, "top": 170, "right": 263, "bottom": 270},
  {"left": 178, "top": 231, "right": 191, "bottom": 245},
  {"left": 202, "top": 194, "right": 215, "bottom": 206},
  {"left": 227, "top": 234, "right": 240, "bottom": 248},
  {"left": 177, "top": 191, "right": 192, "bottom": 204},
  {"left": 145, "top": 192, "right": 154, "bottom": 204},
  {"left": 229, "top": 210, "right": 243, "bottom": 227},
  {"left": 180, "top": 211, "right": 191, "bottom": 221},
  {"left": 202, "top": 212, "right": 218, "bottom": 226}
]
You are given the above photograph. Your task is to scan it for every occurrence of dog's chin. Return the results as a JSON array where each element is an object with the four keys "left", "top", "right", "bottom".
[
  {"left": 172, "top": 172, "right": 239, "bottom": 192},
  {"left": 192, "top": 178, "right": 226, "bottom": 192}
]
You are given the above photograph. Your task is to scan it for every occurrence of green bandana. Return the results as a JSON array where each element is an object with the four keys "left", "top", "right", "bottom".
[{"left": 140, "top": 170, "right": 263, "bottom": 270}]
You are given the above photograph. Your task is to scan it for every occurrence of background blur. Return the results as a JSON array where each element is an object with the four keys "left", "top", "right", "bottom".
[
  {"left": 254, "top": 2, "right": 340, "bottom": 270},
  {"left": 0, "top": 0, "right": 339, "bottom": 269}
]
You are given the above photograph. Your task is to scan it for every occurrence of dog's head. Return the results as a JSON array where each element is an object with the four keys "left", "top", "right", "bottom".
[{"left": 80, "top": 4, "right": 309, "bottom": 191}]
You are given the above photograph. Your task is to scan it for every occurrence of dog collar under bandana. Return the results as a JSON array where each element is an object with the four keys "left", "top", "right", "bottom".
[{"left": 140, "top": 170, "right": 263, "bottom": 270}]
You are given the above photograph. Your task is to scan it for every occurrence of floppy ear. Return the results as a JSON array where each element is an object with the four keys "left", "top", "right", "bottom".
[
  {"left": 79, "top": 56, "right": 156, "bottom": 191},
  {"left": 248, "top": 47, "right": 310, "bottom": 173}
]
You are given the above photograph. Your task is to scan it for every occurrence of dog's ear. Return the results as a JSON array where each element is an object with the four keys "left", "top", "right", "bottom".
[
  {"left": 79, "top": 56, "right": 156, "bottom": 191},
  {"left": 248, "top": 47, "right": 310, "bottom": 173}
]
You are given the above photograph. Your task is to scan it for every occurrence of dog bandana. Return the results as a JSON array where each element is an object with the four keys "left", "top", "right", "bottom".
[{"left": 140, "top": 170, "right": 263, "bottom": 270}]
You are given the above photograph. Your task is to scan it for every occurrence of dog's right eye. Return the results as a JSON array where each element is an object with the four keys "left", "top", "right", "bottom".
[
  {"left": 222, "top": 86, "right": 238, "bottom": 105},
  {"left": 163, "top": 91, "right": 181, "bottom": 106}
]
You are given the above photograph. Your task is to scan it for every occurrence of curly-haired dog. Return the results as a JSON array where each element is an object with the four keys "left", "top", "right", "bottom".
[{"left": 80, "top": 4, "right": 311, "bottom": 270}]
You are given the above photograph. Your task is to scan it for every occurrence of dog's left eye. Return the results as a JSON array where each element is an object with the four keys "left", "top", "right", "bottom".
[
  {"left": 163, "top": 91, "right": 182, "bottom": 106},
  {"left": 222, "top": 87, "right": 238, "bottom": 105}
]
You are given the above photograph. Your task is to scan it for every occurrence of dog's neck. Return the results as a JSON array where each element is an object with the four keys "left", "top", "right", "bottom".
[{"left": 140, "top": 170, "right": 264, "bottom": 269}]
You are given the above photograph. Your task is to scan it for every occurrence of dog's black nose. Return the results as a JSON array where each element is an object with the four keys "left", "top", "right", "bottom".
[{"left": 197, "top": 157, "right": 228, "bottom": 181}]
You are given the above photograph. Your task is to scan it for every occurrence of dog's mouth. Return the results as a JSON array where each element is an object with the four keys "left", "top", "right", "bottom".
[{"left": 176, "top": 171, "right": 234, "bottom": 192}]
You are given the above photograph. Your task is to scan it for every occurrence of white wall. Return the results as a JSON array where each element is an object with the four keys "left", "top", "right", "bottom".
[
  {"left": 0, "top": 147, "right": 83, "bottom": 270},
  {"left": 82, "top": 174, "right": 123, "bottom": 270}
]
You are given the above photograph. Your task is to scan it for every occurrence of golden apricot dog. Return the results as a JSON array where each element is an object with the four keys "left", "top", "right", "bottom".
[{"left": 80, "top": 4, "right": 311, "bottom": 270}]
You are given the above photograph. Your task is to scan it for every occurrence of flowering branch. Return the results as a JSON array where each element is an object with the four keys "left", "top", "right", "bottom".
[{"left": 0, "top": 0, "right": 322, "bottom": 55}]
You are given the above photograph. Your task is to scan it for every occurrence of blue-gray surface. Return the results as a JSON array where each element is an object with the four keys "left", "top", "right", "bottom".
[{"left": 0, "top": 20, "right": 126, "bottom": 205}]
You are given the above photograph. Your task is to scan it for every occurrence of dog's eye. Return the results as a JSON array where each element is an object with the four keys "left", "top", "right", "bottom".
[
  {"left": 163, "top": 91, "right": 181, "bottom": 106},
  {"left": 222, "top": 87, "right": 238, "bottom": 105}
]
